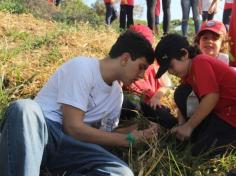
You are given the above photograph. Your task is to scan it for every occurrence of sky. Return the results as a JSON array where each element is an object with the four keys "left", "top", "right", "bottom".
[{"left": 83, "top": 0, "right": 225, "bottom": 22}]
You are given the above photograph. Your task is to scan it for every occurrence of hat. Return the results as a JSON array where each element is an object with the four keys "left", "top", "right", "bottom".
[
  {"left": 198, "top": 20, "right": 227, "bottom": 36},
  {"left": 155, "top": 34, "right": 189, "bottom": 78},
  {"left": 129, "top": 24, "right": 154, "bottom": 44}
]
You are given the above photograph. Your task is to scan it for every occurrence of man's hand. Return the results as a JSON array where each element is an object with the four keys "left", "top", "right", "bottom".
[
  {"left": 131, "top": 122, "right": 159, "bottom": 143},
  {"left": 171, "top": 122, "right": 193, "bottom": 141}
]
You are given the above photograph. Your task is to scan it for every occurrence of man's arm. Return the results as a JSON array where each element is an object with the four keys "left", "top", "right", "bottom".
[
  {"left": 171, "top": 92, "right": 219, "bottom": 141},
  {"left": 62, "top": 104, "right": 158, "bottom": 147}
]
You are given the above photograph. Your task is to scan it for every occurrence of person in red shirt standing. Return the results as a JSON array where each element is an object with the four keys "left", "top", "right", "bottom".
[
  {"left": 155, "top": 33, "right": 236, "bottom": 156},
  {"left": 120, "top": 0, "right": 134, "bottom": 30},
  {"left": 103, "top": 0, "right": 117, "bottom": 25},
  {"left": 223, "top": 0, "right": 234, "bottom": 31}
]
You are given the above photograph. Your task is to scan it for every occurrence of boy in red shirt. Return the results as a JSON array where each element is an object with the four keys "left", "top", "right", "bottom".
[
  {"left": 155, "top": 33, "right": 236, "bottom": 156},
  {"left": 122, "top": 24, "right": 177, "bottom": 129}
]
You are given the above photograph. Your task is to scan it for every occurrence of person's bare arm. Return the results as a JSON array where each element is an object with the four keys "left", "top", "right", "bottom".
[
  {"left": 171, "top": 93, "right": 219, "bottom": 141},
  {"left": 62, "top": 104, "right": 158, "bottom": 147},
  {"left": 208, "top": 0, "right": 219, "bottom": 14}
]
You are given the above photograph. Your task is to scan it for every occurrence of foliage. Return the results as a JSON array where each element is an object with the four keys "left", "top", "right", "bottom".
[
  {"left": 52, "top": 0, "right": 103, "bottom": 27},
  {"left": 91, "top": 0, "right": 105, "bottom": 17},
  {"left": 0, "top": 0, "right": 27, "bottom": 14}
]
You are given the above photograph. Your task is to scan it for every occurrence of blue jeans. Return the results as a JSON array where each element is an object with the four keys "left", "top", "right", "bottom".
[
  {"left": 181, "top": 0, "right": 200, "bottom": 37},
  {"left": 146, "top": 0, "right": 157, "bottom": 30},
  {"left": 105, "top": 3, "right": 117, "bottom": 25},
  {"left": 162, "top": 0, "right": 171, "bottom": 35},
  {"left": 0, "top": 99, "right": 133, "bottom": 176}
]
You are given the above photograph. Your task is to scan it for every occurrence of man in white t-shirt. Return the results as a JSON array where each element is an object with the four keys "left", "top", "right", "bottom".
[{"left": 0, "top": 30, "right": 157, "bottom": 176}]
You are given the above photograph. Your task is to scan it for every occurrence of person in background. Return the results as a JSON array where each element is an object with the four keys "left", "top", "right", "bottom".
[
  {"left": 0, "top": 30, "right": 157, "bottom": 176},
  {"left": 122, "top": 24, "right": 177, "bottom": 129},
  {"left": 229, "top": 0, "right": 236, "bottom": 66},
  {"left": 181, "top": 0, "right": 200, "bottom": 37},
  {"left": 155, "top": 33, "right": 236, "bottom": 156},
  {"left": 210, "top": 0, "right": 234, "bottom": 31},
  {"left": 146, "top": 0, "right": 157, "bottom": 31},
  {"left": 199, "top": 0, "right": 218, "bottom": 22},
  {"left": 104, "top": 0, "right": 117, "bottom": 25},
  {"left": 223, "top": 0, "right": 234, "bottom": 31},
  {"left": 120, "top": 0, "right": 134, "bottom": 30},
  {"left": 154, "top": 0, "right": 161, "bottom": 35},
  {"left": 162, "top": 0, "right": 171, "bottom": 35},
  {"left": 194, "top": 20, "right": 229, "bottom": 64}
]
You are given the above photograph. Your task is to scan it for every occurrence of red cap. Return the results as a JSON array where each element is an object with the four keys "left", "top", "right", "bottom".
[
  {"left": 129, "top": 24, "right": 154, "bottom": 44},
  {"left": 198, "top": 20, "right": 227, "bottom": 36}
]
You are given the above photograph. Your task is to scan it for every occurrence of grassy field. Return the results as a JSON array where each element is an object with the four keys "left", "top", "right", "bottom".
[{"left": 0, "top": 1, "right": 235, "bottom": 175}]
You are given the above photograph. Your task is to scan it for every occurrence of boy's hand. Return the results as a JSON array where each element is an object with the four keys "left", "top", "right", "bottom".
[
  {"left": 131, "top": 122, "right": 159, "bottom": 143},
  {"left": 149, "top": 96, "right": 162, "bottom": 109},
  {"left": 170, "top": 122, "right": 193, "bottom": 141}
]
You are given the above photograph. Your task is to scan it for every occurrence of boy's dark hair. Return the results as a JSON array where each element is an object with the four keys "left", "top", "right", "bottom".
[
  {"left": 109, "top": 30, "right": 155, "bottom": 64},
  {"left": 155, "top": 33, "right": 201, "bottom": 78}
]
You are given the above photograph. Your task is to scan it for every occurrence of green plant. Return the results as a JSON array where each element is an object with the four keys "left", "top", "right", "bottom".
[
  {"left": 53, "top": 0, "right": 103, "bottom": 27},
  {"left": 0, "top": 0, "right": 27, "bottom": 14}
]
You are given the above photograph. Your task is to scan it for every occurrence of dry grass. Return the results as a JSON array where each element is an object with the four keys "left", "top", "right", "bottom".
[
  {"left": 0, "top": 11, "right": 118, "bottom": 100},
  {"left": 0, "top": 11, "right": 235, "bottom": 176}
]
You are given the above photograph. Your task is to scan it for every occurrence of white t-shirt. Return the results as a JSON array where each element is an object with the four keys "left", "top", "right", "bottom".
[
  {"left": 35, "top": 56, "right": 123, "bottom": 131},
  {"left": 201, "top": 0, "right": 214, "bottom": 11},
  {"left": 218, "top": 52, "right": 229, "bottom": 65}
]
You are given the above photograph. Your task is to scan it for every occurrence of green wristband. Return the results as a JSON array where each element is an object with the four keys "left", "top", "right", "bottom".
[{"left": 126, "top": 133, "right": 136, "bottom": 146}]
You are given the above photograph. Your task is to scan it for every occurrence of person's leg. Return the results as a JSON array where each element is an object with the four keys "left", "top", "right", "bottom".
[
  {"left": 45, "top": 121, "right": 134, "bottom": 176},
  {"left": 202, "top": 11, "right": 208, "bottom": 22},
  {"left": 119, "top": 5, "right": 126, "bottom": 30},
  {"left": 146, "top": 0, "right": 157, "bottom": 30},
  {"left": 110, "top": 5, "right": 117, "bottom": 24},
  {"left": 223, "top": 8, "right": 232, "bottom": 31},
  {"left": 105, "top": 3, "right": 112, "bottom": 25},
  {"left": 181, "top": 0, "right": 190, "bottom": 37},
  {"left": 191, "top": 0, "right": 200, "bottom": 34},
  {"left": 55, "top": 0, "right": 60, "bottom": 6},
  {"left": 0, "top": 99, "right": 48, "bottom": 176},
  {"left": 208, "top": 12, "right": 214, "bottom": 21},
  {"left": 162, "top": 0, "right": 171, "bottom": 35},
  {"left": 120, "top": 94, "right": 141, "bottom": 120},
  {"left": 191, "top": 113, "right": 236, "bottom": 156},
  {"left": 154, "top": 15, "right": 160, "bottom": 35},
  {"left": 141, "top": 102, "right": 177, "bottom": 129},
  {"left": 174, "top": 84, "right": 193, "bottom": 118},
  {"left": 126, "top": 5, "right": 134, "bottom": 28}
]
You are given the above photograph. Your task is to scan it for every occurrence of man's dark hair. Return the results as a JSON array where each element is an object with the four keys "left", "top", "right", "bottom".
[{"left": 109, "top": 30, "right": 155, "bottom": 64}]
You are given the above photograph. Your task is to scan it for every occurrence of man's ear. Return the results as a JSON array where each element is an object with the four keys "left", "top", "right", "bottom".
[
  {"left": 120, "top": 52, "right": 131, "bottom": 66},
  {"left": 180, "top": 48, "right": 189, "bottom": 61}
]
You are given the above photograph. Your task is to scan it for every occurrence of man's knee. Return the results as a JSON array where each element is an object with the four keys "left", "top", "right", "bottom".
[{"left": 117, "top": 165, "right": 134, "bottom": 176}]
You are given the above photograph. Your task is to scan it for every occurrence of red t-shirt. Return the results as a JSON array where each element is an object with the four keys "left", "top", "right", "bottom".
[
  {"left": 103, "top": 0, "right": 114, "bottom": 3},
  {"left": 155, "top": 0, "right": 161, "bottom": 16},
  {"left": 126, "top": 64, "right": 161, "bottom": 103},
  {"left": 224, "top": 0, "right": 234, "bottom": 9},
  {"left": 121, "top": 0, "right": 134, "bottom": 6},
  {"left": 185, "top": 54, "right": 236, "bottom": 127}
]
